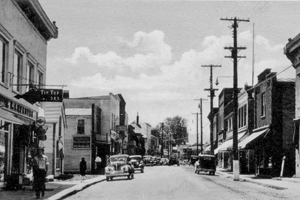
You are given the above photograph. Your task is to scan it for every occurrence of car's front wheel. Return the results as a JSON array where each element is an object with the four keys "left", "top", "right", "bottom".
[
  {"left": 106, "top": 177, "right": 109, "bottom": 181},
  {"left": 141, "top": 168, "right": 144, "bottom": 173}
]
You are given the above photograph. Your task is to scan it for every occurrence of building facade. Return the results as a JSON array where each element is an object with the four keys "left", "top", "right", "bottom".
[
  {"left": 63, "top": 93, "right": 126, "bottom": 173},
  {"left": 44, "top": 101, "right": 67, "bottom": 177},
  {"left": 0, "top": 0, "right": 57, "bottom": 187},
  {"left": 241, "top": 69, "right": 295, "bottom": 177},
  {"left": 284, "top": 34, "right": 300, "bottom": 177}
]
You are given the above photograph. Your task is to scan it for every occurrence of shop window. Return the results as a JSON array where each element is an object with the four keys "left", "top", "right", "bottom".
[{"left": 77, "top": 119, "right": 85, "bottom": 134}]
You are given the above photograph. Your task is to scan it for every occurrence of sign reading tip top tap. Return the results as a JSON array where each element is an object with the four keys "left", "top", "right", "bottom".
[
  {"left": 15, "top": 88, "right": 63, "bottom": 104},
  {"left": 39, "top": 89, "right": 63, "bottom": 102}
]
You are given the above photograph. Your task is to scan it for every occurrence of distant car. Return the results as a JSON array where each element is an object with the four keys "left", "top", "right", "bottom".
[
  {"left": 143, "top": 155, "right": 153, "bottom": 167},
  {"left": 129, "top": 155, "right": 144, "bottom": 173},
  {"left": 105, "top": 154, "right": 134, "bottom": 181},
  {"left": 160, "top": 158, "right": 169, "bottom": 165}
]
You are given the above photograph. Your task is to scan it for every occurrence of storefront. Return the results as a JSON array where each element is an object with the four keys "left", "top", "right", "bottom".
[{"left": 0, "top": 96, "right": 38, "bottom": 189}]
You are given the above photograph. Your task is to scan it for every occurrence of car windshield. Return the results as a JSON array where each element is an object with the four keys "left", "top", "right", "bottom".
[{"left": 110, "top": 156, "right": 128, "bottom": 162}]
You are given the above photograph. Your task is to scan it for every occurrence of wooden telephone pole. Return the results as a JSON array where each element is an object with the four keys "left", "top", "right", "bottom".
[
  {"left": 195, "top": 98, "right": 208, "bottom": 154},
  {"left": 221, "top": 17, "right": 249, "bottom": 180},
  {"left": 192, "top": 112, "right": 199, "bottom": 155},
  {"left": 202, "top": 65, "right": 221, "bottom": 155}
]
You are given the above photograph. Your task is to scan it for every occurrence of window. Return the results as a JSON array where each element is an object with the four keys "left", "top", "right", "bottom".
[
  {"left": 77, "top": 119, "right": 85, "bottom": 134},
  {"left": 13, "top": 51, "right": 22, "bottom": 92},
  {"left": 243, "top": 104, "right": 247, "bottom": 126},
  {"left": 0, "top": 37, "right": 7, "bottom": 83},
  {"left": 261, "top": 93, "right": 266, "bottom": 117},
  {"left": 26, "top": 61, "right": 34, "bottom": 91},
  {"left": 37, "top": 71, "right": 43, "bottom": 89}
]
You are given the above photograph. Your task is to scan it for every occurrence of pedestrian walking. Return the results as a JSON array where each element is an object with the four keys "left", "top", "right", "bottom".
[
  {"left": 32, "top": 148, "right": 49, "bottom": 199},
  {"left": 80, "top": 157, "right": 87, "bottom": 182},
  {"left": 95, "top": 155, "right": 102, "bottom": 173}
]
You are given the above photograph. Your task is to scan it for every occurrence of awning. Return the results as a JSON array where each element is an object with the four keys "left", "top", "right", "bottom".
[
  {"left": 214, "top": 131, "right": 247, "bottom": 154},
  {"left": 0, "top": 108, "right": 24, "bottom": 124},
  {"left": 238, "top": 128, "right": 269, "bottom": 149}
]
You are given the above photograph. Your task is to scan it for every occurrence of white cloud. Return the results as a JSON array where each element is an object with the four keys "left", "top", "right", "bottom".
[
  {"left": 255, "top": 35, "right": 284, "bottom": 51},
  {"left": 65, "top": 30, "right": 172, "bottom": 72}
]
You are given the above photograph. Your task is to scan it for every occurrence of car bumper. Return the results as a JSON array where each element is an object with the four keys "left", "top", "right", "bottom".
[{"left": 105, "top": 171, "right": 130, "bottom": 177}]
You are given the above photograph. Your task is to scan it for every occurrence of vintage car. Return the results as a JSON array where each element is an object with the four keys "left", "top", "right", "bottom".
[
  {"left": 160, "top": 157, "right": 169, "bottom": 165},
  {"left": 194, "top": 154, "right": 216, "bottom": 175},
  {"left": 105, "top": 154, "right": 134, "bottom": 181},
  {"left": 129, "top": 155, "right": 144, "bottom": 173},
  {"left": 143, "top": 155, "right": 153, "bottom": 167}
]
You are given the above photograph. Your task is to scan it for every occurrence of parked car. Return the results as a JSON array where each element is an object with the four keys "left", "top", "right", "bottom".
[
  {"left": 160, "top": 158, "right": 169, "bottom": 165},
  {"left": 129, "top": 155, "right": 144, "bottom": 173},
  {"left": 143, "top": 155, "right": 153, "bottom": 167},
  {"left": 169, "top": 154, "right": 179, "bottom": 166},
  {"left": 105, "top": 154, "right": 134, "bottom": 181},
  {"left": 194, "top": 154, "right": 216, "bottom": 175}
]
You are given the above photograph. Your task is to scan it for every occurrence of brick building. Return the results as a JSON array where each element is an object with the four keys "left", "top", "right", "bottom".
[
  {"left": 284, "top": 34, "right": 300, "bottom": 177},
  {"left": 243, "top": 69, "right": 295, "bottom": 177}
]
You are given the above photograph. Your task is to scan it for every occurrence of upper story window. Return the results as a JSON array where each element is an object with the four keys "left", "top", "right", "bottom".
[
  {"left": 26, "top": 61, "right": 34, "bottom": 91},
  {"left": 261, "top": 92, "right": 266, "bottom": 117},
  {"left": 226, "top": 117, "right": 232, "bottom": 131},
  {"left": 37, "top": 70, "right": 44, "bottom": 89},
  {"left": 13, "top": 50, "right": 22, "bottom": 92},
  {"left": 238, "top": 104, "right": 247, "bottom": 128},
  {"left": 77, "top": 119, "right": 85, "bottom": 134},
  {"left": 0, "top": 37, "right": 7, "bottom": 84}
]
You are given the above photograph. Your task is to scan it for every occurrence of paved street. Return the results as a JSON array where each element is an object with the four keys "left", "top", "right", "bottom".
[{"left": 63, "top": 165, "right": 300, "bottom": 200}]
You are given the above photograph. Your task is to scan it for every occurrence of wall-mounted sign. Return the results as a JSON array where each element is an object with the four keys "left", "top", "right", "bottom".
[
  {"left": 116, "top": 125, "right": 127, "bottom": 131},
  {"left": 73, "top": 136, "right": 91, "bottom": 149},
  {"left": 15, "top": 89, "right": 63, "bottom": 104},
  {"left": 36, "top": 116, "right": 46, "bottom": 126},
  {"left": 39, "top": 89, "right": 63, "bottom": 102}
]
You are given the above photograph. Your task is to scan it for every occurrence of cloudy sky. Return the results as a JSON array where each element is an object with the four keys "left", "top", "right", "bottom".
[{"left": 39, "top": 0, "right": 299, "bottom": 144}]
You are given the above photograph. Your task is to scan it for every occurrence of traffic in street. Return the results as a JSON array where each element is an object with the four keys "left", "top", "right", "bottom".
[{"left": 64, "top": 165, "right": 299, "bottom": 200}]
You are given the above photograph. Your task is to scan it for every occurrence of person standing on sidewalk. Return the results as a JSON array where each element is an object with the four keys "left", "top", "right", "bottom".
[
  {"left": 95, "top": 155, "right": 102, "bottom": 174},
  {"left": 32, "top": 148, "right": 49, "bottom": 199},
  {"left": 80, "top": 157, "right": 87, "bottom": 182}
]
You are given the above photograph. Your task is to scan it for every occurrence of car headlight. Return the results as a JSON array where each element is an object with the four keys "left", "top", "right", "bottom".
[
  {"left": 105, "top": 166, "right": 114, "bottom": 172},
  {"left": 121, "top": 166, "right": 129, "bottom": 172}
]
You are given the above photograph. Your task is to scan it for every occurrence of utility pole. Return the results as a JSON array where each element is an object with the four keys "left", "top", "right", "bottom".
[
  {"left": 202, "top": 65, "right": 221, "bottom": 156},
  {"left": 192, "top": 112, "right": 199, "bottom": 155},
  {"left": 161, "top": 122, "right": 164, "bottom": 158},
  {"left": 221, "top": 17, "right": 249, "bottom": 181},
  {"left": 195, "top": 98, "right": 208, "bottom": 154}
]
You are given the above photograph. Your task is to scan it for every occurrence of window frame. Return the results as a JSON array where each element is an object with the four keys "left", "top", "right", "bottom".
[
  {"left": 13, "top": 50, "right": 22, "bottom": 92},
  {"left": 0, "top": 36, "right": 8, "bottom": 84},
  {"left": 37, "top": 70, "right": 44, "bottom": 89},
  {"left": 261, "top": 92, "right": 266, "bottom": 117},
  {"left": 77, "top": 118, "right": 85, "bottom": 134},
  {"left": 26, "top": 61, "right": 35, "bottom": 91}
]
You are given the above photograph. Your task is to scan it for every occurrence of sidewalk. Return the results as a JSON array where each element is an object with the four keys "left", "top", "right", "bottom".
[
  {"left": 216, "top": 168, "right": 300, "bottom": 190},
  {"left": 0, "top": 174, "right": 106, "bottom": 200},
  {"left": 1, "top": 169, "right": 300, "bottom": 200}
]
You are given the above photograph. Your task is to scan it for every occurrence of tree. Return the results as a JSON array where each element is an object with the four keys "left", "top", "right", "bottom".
[{"left": 152, "top": 116, "right": 188, "bottom": 146}]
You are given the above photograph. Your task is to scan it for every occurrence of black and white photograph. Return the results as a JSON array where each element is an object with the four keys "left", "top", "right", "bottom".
[{"left": 1, "top": 0, "right": 300, "bottom": 199}]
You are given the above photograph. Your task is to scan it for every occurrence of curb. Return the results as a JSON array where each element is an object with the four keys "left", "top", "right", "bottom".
[
  {"left": 216, "top": 171, "right": 287, "bottom": 190},
  {"left": 47, "top": 177, "right": 106, "bottom": 200}
]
